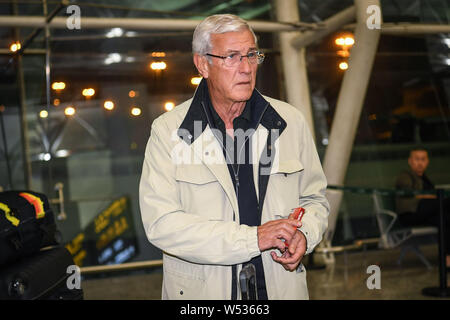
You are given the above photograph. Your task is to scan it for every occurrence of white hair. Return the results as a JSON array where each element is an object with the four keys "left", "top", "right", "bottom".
[{"left": 192, "top": 14, "right": 257, "bottom": 57}]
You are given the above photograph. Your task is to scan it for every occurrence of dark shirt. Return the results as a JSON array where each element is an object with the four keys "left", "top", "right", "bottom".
[
  {"left": 421, "top": 174, "right": 434, "bottom": 191},
  {"left": 205, "top": 96, "right": 268, "bottom": 300},
  {"left": 207, "top": 97, "right": 252, "bottom": 170},
  {"left": 395, "top": 169, "right": 435, "bottom": 214}
]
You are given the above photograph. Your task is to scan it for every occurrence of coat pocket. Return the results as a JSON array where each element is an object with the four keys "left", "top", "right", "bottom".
[
  {"left": 265, "top": 159, "right": 304, "bottom": 217},
  {"left": 175, "top": 165, "right": 229, "bottom": 221},
  {"left": 175, "top": 165, "right": 217, "bottom": 185},
  {"left": 163, "top": 254, "right": 206, "bottom": 300},
  {"left": 271, "top": 159, "right": 304, "bottom": 176}
]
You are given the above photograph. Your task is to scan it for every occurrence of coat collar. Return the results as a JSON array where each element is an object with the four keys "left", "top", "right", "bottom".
[{"left": 177, "top": 78, "right": 287, "bottom": 144}]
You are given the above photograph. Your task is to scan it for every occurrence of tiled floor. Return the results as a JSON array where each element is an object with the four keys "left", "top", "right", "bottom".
[{"left": 82, "top": 244, "right": 450, "bottom": 300}]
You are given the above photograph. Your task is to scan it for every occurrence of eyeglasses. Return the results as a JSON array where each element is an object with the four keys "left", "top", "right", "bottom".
[{"left": 206, "top": 51, "right": 265, "bottom": 67}]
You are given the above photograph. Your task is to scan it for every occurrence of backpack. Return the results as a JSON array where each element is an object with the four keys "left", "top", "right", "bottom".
[{"left": 0, "top": 190, "right": 59, "bottom": 266}]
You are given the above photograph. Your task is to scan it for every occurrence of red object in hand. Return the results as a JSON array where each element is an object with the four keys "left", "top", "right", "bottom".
[
  {"left": 284, "top": 207, "right": 305, "bottom": 247},
  {"left": 291, "top": 207, "right": 305, "bottom": 221}
]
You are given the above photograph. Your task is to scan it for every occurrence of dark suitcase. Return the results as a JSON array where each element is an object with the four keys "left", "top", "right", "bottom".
[
  {"left": 0, "top": 246, "right": 83, "bottom": 300},
  {"left": 0, "top": 190, "right": 59, "bottom": 266}
]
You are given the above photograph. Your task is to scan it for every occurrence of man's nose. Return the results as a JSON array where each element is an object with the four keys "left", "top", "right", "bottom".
[{"left": 238, "top": 56, "right": 252, "bottom": 73}]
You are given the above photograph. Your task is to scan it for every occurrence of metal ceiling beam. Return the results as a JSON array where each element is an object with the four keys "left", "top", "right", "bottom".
[
  {"left": 0, "top": 15, "right": 318, "bottom": 32},
  {"left": 290, "top": 6, "right": 356, "bottom": 50},
  {"left": 343, "top": 22, "right": 450, "bottom": 34},
  {"left": 1, "top": 16, "right": 447, "bottom": 35}
]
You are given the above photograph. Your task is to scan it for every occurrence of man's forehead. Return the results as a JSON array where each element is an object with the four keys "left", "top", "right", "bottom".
[
  {"left": 410, "top": 150, "right": 428, "bottom": 158},
  {"left": 210, "top": 30, "right": 256, "bottom": 51}
]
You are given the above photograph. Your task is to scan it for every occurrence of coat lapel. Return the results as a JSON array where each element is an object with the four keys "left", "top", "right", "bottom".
[{"left": 190, "top": 124, "right": 240, "bottom": 218}]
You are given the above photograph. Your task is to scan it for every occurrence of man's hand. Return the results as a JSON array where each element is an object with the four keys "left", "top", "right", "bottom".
[
  {"left": 257, "top": 219, "right": 301, "bottom": 253},
  {"left": 271, "top": 230, "right": 307, "bottom": 271},
  {"left": 270, "top": 211, "right": 307, "bottom": 271}
]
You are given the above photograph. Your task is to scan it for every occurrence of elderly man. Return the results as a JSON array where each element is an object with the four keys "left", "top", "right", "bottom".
[{"left": 139, "top": 14, "right": 329, "bottom": 300}]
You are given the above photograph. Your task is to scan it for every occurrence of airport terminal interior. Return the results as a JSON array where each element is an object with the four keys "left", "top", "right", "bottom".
[{"left": 1, "top": 0, "right": 450, "bottom": 300}]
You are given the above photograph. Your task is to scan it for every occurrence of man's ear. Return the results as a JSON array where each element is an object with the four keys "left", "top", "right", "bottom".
[{"left": 193, "top": 54, "right": 209, "bottom": 79}]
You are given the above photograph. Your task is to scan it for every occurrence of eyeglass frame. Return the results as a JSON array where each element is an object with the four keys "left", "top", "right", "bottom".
[{"left": 205, "top": 51, "right": 265, "bottom": 66}]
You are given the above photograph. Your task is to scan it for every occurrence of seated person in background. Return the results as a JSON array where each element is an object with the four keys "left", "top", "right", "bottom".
[{"left": 395, "top": 147, "right": 450, "bottom": 268}]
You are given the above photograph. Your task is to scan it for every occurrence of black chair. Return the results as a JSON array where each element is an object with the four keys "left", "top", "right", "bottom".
[{"left": 372, "top": 191, "right": 437, "bottom": 269}]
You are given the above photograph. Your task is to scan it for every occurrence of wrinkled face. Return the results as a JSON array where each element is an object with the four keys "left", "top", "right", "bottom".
[
  {"left": 408, "top": 150, "right": 429, "bottom": 176},
  {"left": 195, "top": 29, "right": 258, "bottom": 104}
]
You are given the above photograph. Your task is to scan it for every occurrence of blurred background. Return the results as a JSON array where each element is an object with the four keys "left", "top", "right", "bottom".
[{"left": 0, "top": 0, "right": 449, "bottom": 294}]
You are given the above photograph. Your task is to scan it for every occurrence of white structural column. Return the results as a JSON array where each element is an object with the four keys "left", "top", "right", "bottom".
[
  {"left": 274, "top": 0, "right": 315, "bottom": 137},
  {"left": 322, "top": 0, "right": 382, "bottom": 243}
]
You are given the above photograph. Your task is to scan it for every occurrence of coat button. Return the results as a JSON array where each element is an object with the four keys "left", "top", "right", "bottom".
[
  {"left": 276, "top": 120, "right": 282, "bottom": 127},
  {"left": 180, "top": 290, "right": 183, "bottom": 295}
]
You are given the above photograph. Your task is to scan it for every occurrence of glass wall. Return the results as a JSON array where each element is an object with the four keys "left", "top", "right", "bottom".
[
  {"left": 304, "top": 0, "right": 450, "bottom": 244},
  {"left": 0, "top": 0, "right": 449, "bottom": 266}
]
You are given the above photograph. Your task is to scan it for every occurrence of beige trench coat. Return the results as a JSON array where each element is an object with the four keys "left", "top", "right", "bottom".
[{"left": 139, "top": 93, "right": 329, "bottom": 300}]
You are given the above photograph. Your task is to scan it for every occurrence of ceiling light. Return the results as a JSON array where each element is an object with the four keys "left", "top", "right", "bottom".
[
  {"left": 104, "top": 53, "right": 122, "bottom": 65},
  {"left": 9, "top": 42, "right": 21, "bottom": 52},
  {"left": 150, "top": 61, "right": 167, "bottom": 70},
  {"left": 131, "top": 107, "right": 141, "bottom": 116},
  {"left": 51, "top": 82, "right": 66, "bottom": 90},
  {"left": 151, "top": 52, "right": 166, "bottom": 57},
  {"left": 104, "top": 100, "right": 114, "bottom": 110},
  {"left": 443, "top": 38, "right": 450, "bottom": 48},
  {"left": 39, "top": 153, "right": 51, "bottom": 161},
  {"left": 106, "top": 28, "right": 123, "bottom": 38},
  {"left": 164, "top": 101, "right": 175, "bottom": 112},
  {"left": 55, "top": 149, "right": 70, "bottom": 157},
  {"left": 337, "top": 50, "right": 350, "bottom": 58},
  {"left": 191, "top": 76, "right": 202, "bottom": 85},
  {"left": 82, "top": 88, "right": 95, "bottom": 97},
  {"left": 125, "top": 31, "right": 137, "bottom": 37},
  {"left": 344, "top": 37, "right": 355, "bottom": 46},
  {"left": 65, "top": 106, "right": 76, "bottom": 116},
  {"left": 339, "top": 61, "right": 349, "bottom": 70},
  {"left": 335, "top": 37, "right": 345, "bottom": 46},
  {"left": 39, "top": 110, "right": 48, "bottom": 118},
  {"left": 335, "top": 34, "right": 354, "bottom": 47}
]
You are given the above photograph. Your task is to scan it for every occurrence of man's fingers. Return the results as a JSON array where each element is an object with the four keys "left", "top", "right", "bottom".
[
  {"left": 277, "top": 228, "right": 296, "bottom": 244},
  {"left": 275, "top": 252, "right": 302, "bottom": 265},
  {"left": 271, "top": 251, "right": 299, "bottom": 271},
  {"left": 278, "top": 220, "right": 301, "bottom": 239},
  {"left": 271, "top": 230, "right": 307, "bottom": 271},
  {"left": 286, "top": 219, "right": 301, "bottom": 228},
  {"left": 258, "top": 219, "right": 303, "bottom": 252},
  {"left": 288, "top": 233, "right": 299, "bottom": 255},
  {"left": 275, "top": 240, "right": 287, "bottom": 253}
]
